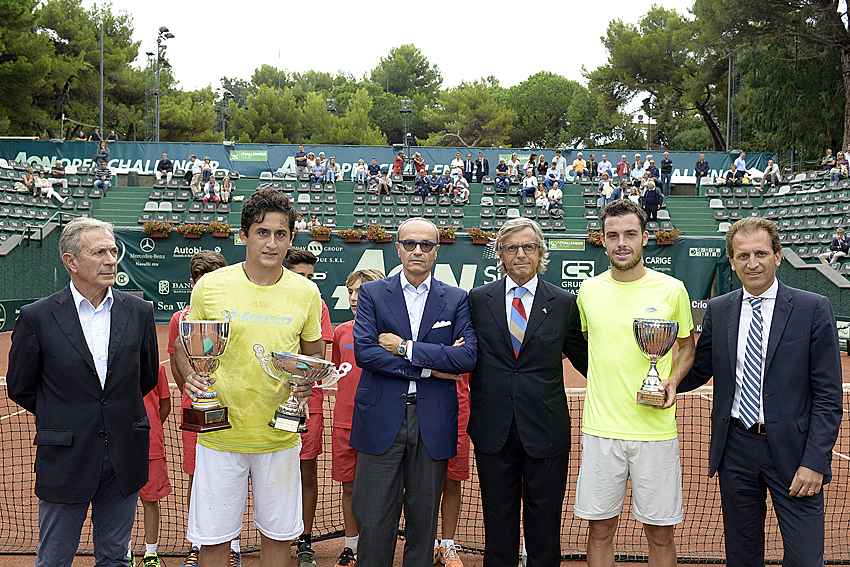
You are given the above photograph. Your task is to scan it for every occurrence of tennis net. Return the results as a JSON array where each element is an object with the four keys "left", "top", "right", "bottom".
[{"left": 1, "top": 385, "right": 849, "bottom": 562}]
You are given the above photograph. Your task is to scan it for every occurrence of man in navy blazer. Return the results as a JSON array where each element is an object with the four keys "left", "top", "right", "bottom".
[
  {"left": 678, "top": 217, "right": 842, "bottom": 566},
  {"left": 7, "top": 218, "right": 159, "bottom": 567},
  {"left": 352, "top": 217, "right": 477, "bottom": 567}
]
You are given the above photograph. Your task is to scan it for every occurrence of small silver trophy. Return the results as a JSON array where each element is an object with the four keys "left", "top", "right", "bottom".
[
  {"left": 254, "top": 344, "right": 340, "bottom": 433},
  {"left": 179, "top": 310, "right": 232, "bottom": 432},
  {"left": 633, "top": 318, "right": 679, "bottom": 407}
]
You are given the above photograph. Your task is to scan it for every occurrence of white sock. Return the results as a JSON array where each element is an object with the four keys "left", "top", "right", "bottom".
[
  {"left": 145, "top": 543, "right": 157, "bottom": 556},
  {"left": 345, "top": 536, "right": 359, "bottom": 554},
  {"left": 126, "top": 541, "right": 132, "bottom": 559},
  {"left": 435, "top": 539, "right": 440, "bottom": 549},
  {"left": 442, "top": 539, "right": 455, "bottom": 550},
  {"left": 521, "top": 537, "right": 527, "bottom": 556},
  {"left": 231, "top": 539, "right": 240, "bottom": 553}
]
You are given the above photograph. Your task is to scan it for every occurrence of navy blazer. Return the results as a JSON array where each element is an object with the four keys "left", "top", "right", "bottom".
[
  {"left": 351, "top": 274, "right": 477, "bottom": 460},
  {"left": 678, "top": 281, "right": 843, "bottom": 487},
  {"left": 7, "top": 286, "right": 159, "bottom": 503}
]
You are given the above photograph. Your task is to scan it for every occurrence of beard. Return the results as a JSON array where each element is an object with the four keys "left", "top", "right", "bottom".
[{"left": 608, "top": 247, "right": 643, "bottom": 272}]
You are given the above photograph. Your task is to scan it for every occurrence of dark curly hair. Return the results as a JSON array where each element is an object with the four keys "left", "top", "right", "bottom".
[{"left": 240, "top": 187, "right": 295, "bottom": 235}]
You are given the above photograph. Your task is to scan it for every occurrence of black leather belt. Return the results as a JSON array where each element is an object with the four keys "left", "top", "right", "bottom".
[
  {"left": 405, "top": 393, "right": 417, "bottom": 405},
  {"left": 732, "top": 417, "right": 767, "bottom": 435}
]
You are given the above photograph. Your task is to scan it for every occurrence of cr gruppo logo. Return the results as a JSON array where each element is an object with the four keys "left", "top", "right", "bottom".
[{"left": 562, "top": 260, "right": 595, "bottom": 280}]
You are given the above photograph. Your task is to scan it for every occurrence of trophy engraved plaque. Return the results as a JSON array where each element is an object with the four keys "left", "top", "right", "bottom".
[
  {"left": 179, "top": 310, "right": 232, "bottom": 433},
  {"left": 633, "top": 318, "right": 679, "bottom": 407},
  {"left": 254, "top": 344, "right": 340, "bottom": 433}
]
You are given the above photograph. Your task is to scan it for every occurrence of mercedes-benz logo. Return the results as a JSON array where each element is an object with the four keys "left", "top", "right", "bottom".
[
  {"left": 0, "top": 303, "right": 6, "bottom": 330},
  {"left": 140, "top": 238, "right": 155, "bottom": 253}
]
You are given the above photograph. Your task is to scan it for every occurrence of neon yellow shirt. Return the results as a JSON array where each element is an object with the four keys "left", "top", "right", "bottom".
[
  {"left": 577, "top": 268, "right": 693, "bottom": 441},
  {"left": 189, "top": 263, "right": 322, "bottom": 453}
]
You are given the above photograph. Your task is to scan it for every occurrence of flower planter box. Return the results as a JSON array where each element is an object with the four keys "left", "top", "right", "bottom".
[
  {"left": 212, "top": 231, "right": 230, "bottom": 238},
  {"left": 371, "top": 237, "right": 392, "bottom": 243},
  {"left": 344, "top": 237, "right": 362, "bottom": 243},
  {"left": 657, "top": 239, "right": 675, "bottom": 246},
  {"left": 151, "top": 231, "right": 169, "bottom": 239},
  {"left": 182, "top": 232, "right": 201, "bottom": 239},
  {"left": 312, "top": 234, "right": 331, "bottom": 242},
  {"left": 440, "top": 237, "right": 455, "bottom": 244},
  {"left": 471, "top": 238, "right": 488, "bottom": 245}
]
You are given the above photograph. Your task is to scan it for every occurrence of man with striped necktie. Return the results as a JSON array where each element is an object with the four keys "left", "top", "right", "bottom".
[
  {"left": 679, "top": 217, "right": 843, "bottom": 566},
  {"left": 467, "top": 218, "right": 588, "bottom": 567}
]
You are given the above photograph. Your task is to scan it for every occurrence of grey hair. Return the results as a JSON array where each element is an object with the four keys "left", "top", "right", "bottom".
[
  {"left": 59, "top": 217, "right": 114, "bottom": 259},
  {"left": 494, "top": 218, "right": 549, "bottom": 276},
  {"left": 397, "top": 217, "right": 440, "bottom": 244}
]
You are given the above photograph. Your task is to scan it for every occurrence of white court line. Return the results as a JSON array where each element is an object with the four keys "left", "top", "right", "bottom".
[
  {"left": 1, "top": 408, "right": 26, "bottom": 421},
  {"left": 833, "top": 450, "right": 850, "bottom": 462}
]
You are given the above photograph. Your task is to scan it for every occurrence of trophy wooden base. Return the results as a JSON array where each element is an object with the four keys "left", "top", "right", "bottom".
[
  {"left": 180, "top": 406, "right": 232, "bottom": 433},
  {"left": 269, "top": 409, "right": 307, "bottom": 433},
  {"left": 636, "top": 389, "right": 666, "bottom": 407}
]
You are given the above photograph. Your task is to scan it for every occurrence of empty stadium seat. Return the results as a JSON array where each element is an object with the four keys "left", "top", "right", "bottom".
[
  {"left": 709, "top": 199, "right": 723, "bottom": 209},
  {"left": 260, "top": 172, "right": 272, "bottom": 180},
  {"left": 507, "top": 209, "right": 520, "bottom": 219},
  {"left": 657, "top": 210, "right": 671, "bottom": 221},
  {"left": 717, "top": 222, "right": 731, "bottom": 233},
  {"left": 168, "top": 214, "right": 182, "bottom": 224},
  {"left": 159, "top": 202, "right": 173, "bottom": 213},
  {"left": 409, "top": 207, "right": 422, "bottom": 217},
  {"left": 188, "top": 203, "right": 202, "bottom": 213},
  {"left": 395, "top": 207, "right": 408, "bottom": 217},
  {"left": 729, "top": 211, "right": 743, "bottom": 221},
  {"left": 480, "top": 220, "right": 494, "bottom": 230},
  {"left": 144, "top": 202, "right": 158, "bottom": 212},
  {"left": 713, "top": 210, "right": 729, "bottom": 221}
]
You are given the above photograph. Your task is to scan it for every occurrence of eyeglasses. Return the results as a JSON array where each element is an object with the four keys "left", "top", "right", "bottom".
[
  {"left": 399, "top": 240, "right": 438, "bottom": 252},
  {"left": 501, "top": 243, "right": 540, "bottom": 255}
]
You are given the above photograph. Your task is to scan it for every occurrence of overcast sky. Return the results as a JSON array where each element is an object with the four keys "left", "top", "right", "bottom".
[{"left": 83, "top": 0, "right": 695, "bottom": 94}]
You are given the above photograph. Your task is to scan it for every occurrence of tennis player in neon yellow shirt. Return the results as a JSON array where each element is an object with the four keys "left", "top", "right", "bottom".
[
  {"left": 178, "top": 188, "right": 323, "bottom": 567},
  {"left": 575, "top": 199, "right": 695, "bottom": 567}
]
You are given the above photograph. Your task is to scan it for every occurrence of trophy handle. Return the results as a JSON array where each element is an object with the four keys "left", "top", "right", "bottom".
[
  {"left": 254, "top": 343, "right": 283, "bottom": 381},
  {"left": 316, "top": 368, "right": 342, "bottom": 389},
  {"left": 178, "top": 308, "right": 192, "bottom": 360}
]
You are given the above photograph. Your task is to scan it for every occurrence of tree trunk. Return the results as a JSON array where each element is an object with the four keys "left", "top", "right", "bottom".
[
  {"left": 842, "top": 47, "right": 850, "bottom": 152},
  {"left": 695, "top": 101, "right": 726, "bottom": 151}
]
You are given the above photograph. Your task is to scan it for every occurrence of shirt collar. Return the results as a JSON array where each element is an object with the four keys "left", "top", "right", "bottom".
[
  {"left": 505, "top": 274, "right": 538, "bottom": 296},
  {"left": 400, "top": 271, "right": 431, "bottom": 294},
  {"left": 69, "top": 281, "right": 114, "bottom": 311},
  {"left": 742, "top": 277, "right": 778, "bottom": 302}
]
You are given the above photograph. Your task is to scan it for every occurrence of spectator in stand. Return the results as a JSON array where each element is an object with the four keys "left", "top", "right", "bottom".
[
  {"left": 106, "top": 130, "right": 119, "bottom": 142},
  {"left": 647, "top": 159, "right": 660, "bottom": 187},
  {"left": 51, "top": 160, "right": 68, "bottom": 189},
  {"left": 507, "top": 153, "right": 522, "bottom": 177},
  {"left": 74, "top": 129, "right": 88, "bottom": 141},
  {"left": 660, "top": 152, "right": 673, "bottom": 196},
  {"left": 536, "top": 155, "right": 548, "bottom": 177},
  {"left": 309, "top": 214, "right": 321, "bottom": 229},
  {"left": 525, "top": 153, "right": 538, "bottom": 175},
  {"left": 367, "top": 158, "right": 381, "bottom": 186},
  {"left": 306, "top": 152, "right": 317, "bottom": 171},
  {"left": 294, "top": 213, "right": 307, "bottom": 231},
  {"left": 93, "top": 140, "right": 109, "bottom": 165},
  {"left": 734, "top": 151, "right": 747, "bottom": 173},
  {"left": 522, "top": 168, "right": 538, "bottom": 199},
  {"left": 413, "top": 152, "right": 426, "bottom": 176},
  {"left": 393, "top": 151, "right": 407, "bottom": 176},
  {"left": 599, "top": 172, "right": 618, "bottom": 209},
  {"left": 762, "top": 158, "right": 781, "bottom": 188},
  {"left": 311, "top": 157, "right": 325, "bottom": 183},
  {"left": 454, "top": 172, "right": 470, "bottom": 202},
  {"left": 694, "top": 154, "right": 710, "bottom": 196},
  {"left": 464, "top": 153, "right": 475, "bottom": 185},
  {"left": 631, "top": 160, "right": 646, "bottom": 188},
  {"left": 37, "top": 170, "right": 65, "bottom": 202},
  {"left": 202, "top": 179, "right": 219, "bottom": 206},
  {"left": 547, "top": 183, "right": 563, "bottom": 210},
  {"left": 451, "top": 152, "right": 464, "bottom": 177},
  {"left": 616, "top": 155, "right": 631, "bottom": 185},
  {"left": 833, "top": 152, "right": 849, "bottom": 181},
  {"left": 201, "top": 156, "right": 214, "bottom": 186},
  {"left": 628, "top": 186, "right": 641, "bottom": 205},
  {"left": 429, "top": 171, "right": 443, "bottom": 196},
  {"left": 189, "top": 155, "right": 203, "bottom": 197},
  {"left": 620, "top": 179, "right": 631, "bottom": 200},
  {"left": 726, "top": 164, "right": 744, "bottom": 187},
  {"left": 818, "top": 227, "right": 850, "bottom": 264},
  {"left": 295, "top": 145, "right": 308, "bottom": 177},
  {"left": 377, "top": 171, "right": 392, "bottom": 196},
  {"left": 545, "top": 163, "right": 560, "bottom": 190},
  {"left": 354, "top": 159, "right": 368, "bottom": 183},
  {"left": 414, "top": 170, "right": 430, "bottom": 197},
  {"left": 822, "top": 149, "right": 836, "bottom": 171},
  {"left": 220, "top": 177, "right": 233, "bottom": 204},
  {"left": 88, "top": 127, "right": 102, "bottom": 142},
  {"left": 476, "top": 151, "right": 489, "bottom": 183},
  {"left": 155, "top": 153, "right": 173, "bottom": 184},
  {"left": 535, "top": 185, "right": 549, "bottom": 210},
  {"left": 598, "top": 154, "right": 613, "bottom": 178},
  {"left": 632, "top": 153, "right": 642, "bottom": 172},
  {"left": 586, "top": 153, "right": 598, "bottom": 178},
  {"left": 495, "top": 158, "right": 509, "bottom": 191},
  {"left": 16, "top": 168, "right": 36, "bottom": 195},
  {"left": 325, "top": 157, "right": 339, "bottom": 183},
  {"left": 553, "top": 150, "right": 568, "bottom": 181},
  {"left": 442, "top": 170, "right": 454, "bottom": 196},
  {"left": 573, "top": 152, "right": 587, "bottom": 182},
  {"left": 642, "top": 179, "right": 662, "bottom": 222},
  {"left": 93, "top": 160, "right": 112, "bottom": 192}
]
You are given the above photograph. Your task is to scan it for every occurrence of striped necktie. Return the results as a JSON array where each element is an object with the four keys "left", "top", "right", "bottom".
[
  {"left": 740, "top": 297, "right": 765, "bottom": 428},
  {"left": 509, "top": 286, "right": 529, "bottom": 358}
]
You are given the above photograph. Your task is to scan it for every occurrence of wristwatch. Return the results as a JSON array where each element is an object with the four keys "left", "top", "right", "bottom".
[{"left": 397, "top": 339, "right": 409, "bottom": 357}]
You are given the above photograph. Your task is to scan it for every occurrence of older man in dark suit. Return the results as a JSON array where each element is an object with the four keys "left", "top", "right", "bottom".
[
  {"left": 467, "top": 218, "right": 588, "bottom": 567},
  {"left": 7, "top": 217, "right": 159, "bottom": 567},
  {"left": 678, "top": 217, "right": 843, "bottom": 566}
]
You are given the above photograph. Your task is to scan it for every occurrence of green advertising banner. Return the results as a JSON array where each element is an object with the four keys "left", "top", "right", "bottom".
[
  {"left": 112, "top": 230, "right": 729, "bottom": 327},
  {"left": 0, "top": 299, "right": 38, "bottom": 332}
]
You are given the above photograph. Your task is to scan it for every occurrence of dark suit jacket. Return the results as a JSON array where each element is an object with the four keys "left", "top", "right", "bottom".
[
  {"left": 7, "top": 286, "right": 159, "bottom": 503},
  {"left": 467, "top": 278, "right": 588, "bottom": 459},
  {"left": 351, "top": 274, "right": 477, "bottom": 460},
  {"left": 678, "top": 281, "right": 843, "bottom": 487},
  {"left": 476, "top": 159, "right": 489, "bottom": 182}
]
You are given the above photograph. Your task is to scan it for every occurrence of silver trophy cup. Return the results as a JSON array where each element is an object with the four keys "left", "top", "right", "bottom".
[
  {"left": 254, "top": 344, "right": 340, "bottom": 433},
  {"left": 179, "top": 310, "right": 232, "bottom": 432},
  {"left": 633, "top": 318, "right": 679, "bottom": 407}
]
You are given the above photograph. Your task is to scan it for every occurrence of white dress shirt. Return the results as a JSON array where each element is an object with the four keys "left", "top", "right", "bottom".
[
  {"left": 731, "top": 278, "right": 778, "bottom": 424},
  {"left": 504, "top": 275, "right": 538, "bottom": 332},
  {"left": 400, "top": 271, "right": 432, "bottom": 393},
  {"left": 69, "top": 282, "right": 114, "bottom": 389}
]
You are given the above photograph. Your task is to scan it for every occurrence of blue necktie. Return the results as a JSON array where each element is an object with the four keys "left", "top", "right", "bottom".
[
  {"left": 509, "top": 287, "right": 528, "bottom": 358},
  {"left": 740, "top": 297, "right": 765, "bottom": 428}
]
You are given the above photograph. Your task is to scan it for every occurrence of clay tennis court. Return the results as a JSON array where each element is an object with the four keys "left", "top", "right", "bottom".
[{"left": 2, "top": 326, "right": 850, "bottom": 566}]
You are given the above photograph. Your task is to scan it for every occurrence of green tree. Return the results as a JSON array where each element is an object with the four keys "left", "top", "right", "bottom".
[
  {"left": 158, "top": 86, "right": 218, "bottom": 142},
  {"left": 232, "top": 85, "right": 300, "bottom": 144},
  {"left": 506, "top": 72, "right": 583, "bottom": 147},
  {"left": 221, "top": 76, "right": 255, "bottom": 109},
  {"left": 421, "top": 79, "right": 517, "bottom": 147},
  {"left": 327, "top": 88, "right": 387, "bottom": 145},
  {"left": 369, "top": 44, "right": 442, "bottom": 99}
]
